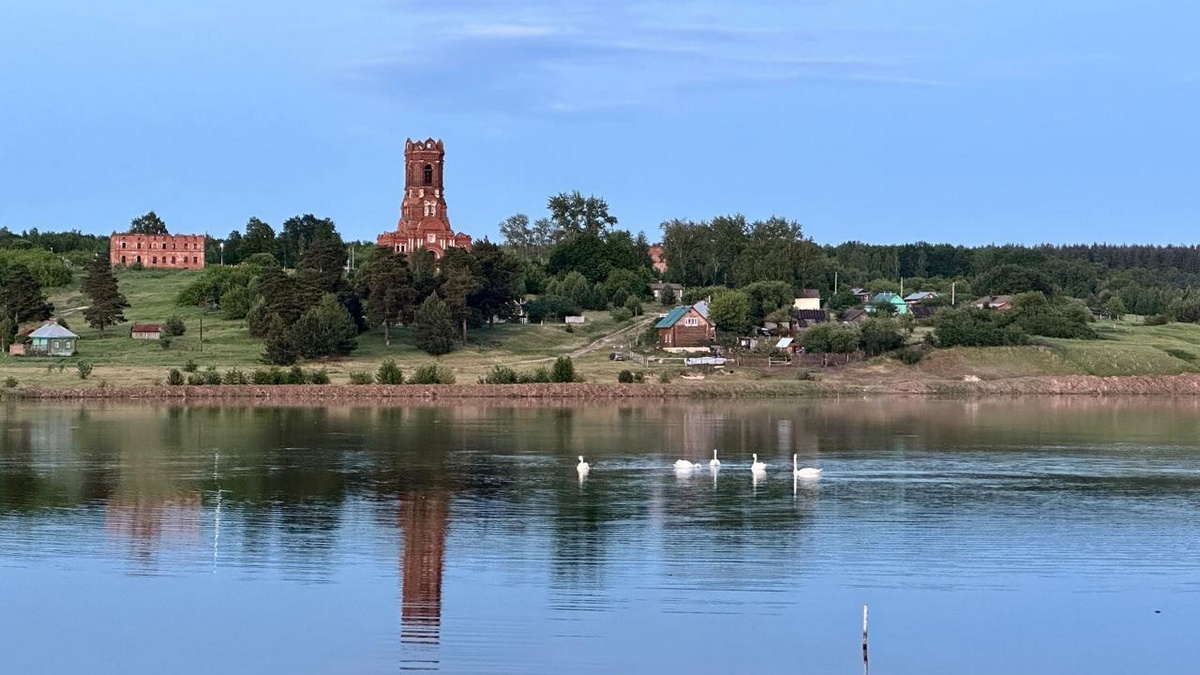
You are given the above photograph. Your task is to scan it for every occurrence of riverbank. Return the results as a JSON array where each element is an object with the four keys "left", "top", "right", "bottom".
[{"left": 12, "top": 372, "right": 1200, "bottom": 400}]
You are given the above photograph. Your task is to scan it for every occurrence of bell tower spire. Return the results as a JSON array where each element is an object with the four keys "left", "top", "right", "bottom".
[{"left": 377, "top": 138, "right": 472, "bottom": 258}]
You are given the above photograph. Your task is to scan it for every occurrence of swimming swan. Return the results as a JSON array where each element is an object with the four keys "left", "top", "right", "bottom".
[
  {"left": 674, "top": 459, "right": 700, "bottom": 469},
  {"left": 709, "top": 449, "right": 721, "bottom": 467},
  {"left": 750, "top": 453, "right": 767, "bottom": 473},
  {"left": 793, "top": 453, "right": 822, "bottom": 478},
  {"left": 577, "top": 456, "right": 590, "bottom": 473}
]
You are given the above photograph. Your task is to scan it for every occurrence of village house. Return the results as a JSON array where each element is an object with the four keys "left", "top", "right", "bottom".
[
  {"left": 131, "top": 324, "right": 163, "bottom": 340},
  {"left": 866, "top": 292, "right": 909, "bottom": 315},
  {"left": 974, "top": 295, "right": 1014, "bottom": 311},
  {"left": 11, "top": 320, "right": 78, "bottom": 356},
  {"left": 792, "top": 289, "right": 821, "bottom": 311},
  {"left": 903, "top": 291, "right": 938, "bottom": 305},
  {"left": 850, "top": 287, "right": 872, "bottom": 304},
  {"left": 655, "top": 301, "right": 715, "bottom": 350},
  {"left": 649, "top": 281, "right": 684, "bottom": 303}
]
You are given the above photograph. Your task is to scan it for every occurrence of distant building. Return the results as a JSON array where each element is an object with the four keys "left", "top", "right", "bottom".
[
  {"left": 903, "top": 291, "right": 939, "bottom": 305},
  {"left": 974, "top": 295, "right": 1014, "bottom": 311},
  {"left": 866, "top": 292, "right": 909, "bottom": 315},
  {"left": 377, "top": 138, "right": 473, "bottom": 259},
  {"left": 21, "top": 320, "right": 78, "bottom": 356},
  {"left": 649, "top": 281, "right": 684, "bottom": 303},
  {"left": 792, "top": 289, "right": 821, "bottom": 311},
  {"left": 648, "top": 245, "right": 667, "bottom": 273},
  {"left": 110, "top": 233, "right": 206, "bottom": 269},
  {"left": 131, "top": 324, "right": 162, "bottom": 340}
]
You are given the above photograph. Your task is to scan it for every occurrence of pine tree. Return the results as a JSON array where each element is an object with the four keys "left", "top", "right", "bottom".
[
  {"left": 0, "top": 264, "right": 54, "bottom": 325},
  {"left": 359, "top": 247, "right": 415, "bottom": 346},
  {"left": 81, "top": 257, "right": 129, "bottom": 333},
  {"left": 413, "top": 293, "right": 456, "bottom": 356}
]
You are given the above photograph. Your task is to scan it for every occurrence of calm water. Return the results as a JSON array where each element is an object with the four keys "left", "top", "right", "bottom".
[{"left": 3, "top": 398, "right": 1200, "bottom": 674}]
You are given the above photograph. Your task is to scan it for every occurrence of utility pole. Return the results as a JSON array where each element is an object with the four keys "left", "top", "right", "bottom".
[{"left": 951, "top": 281, "right": 956, "bottom": 306}]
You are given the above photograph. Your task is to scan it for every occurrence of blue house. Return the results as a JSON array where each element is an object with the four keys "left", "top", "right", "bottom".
[
  {"left": 866, "top": 292, "right": 908, "bottom": 315},
  {"left": 25, "top": 320, "right": 79, "bottom": 356}
]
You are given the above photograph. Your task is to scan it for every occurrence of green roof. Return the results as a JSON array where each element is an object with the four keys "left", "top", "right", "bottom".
[{"left": 655, "top": 306, "right": 690, "bottom": 329}]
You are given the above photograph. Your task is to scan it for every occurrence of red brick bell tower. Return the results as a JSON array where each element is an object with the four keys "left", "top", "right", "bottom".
[{"left": 377, "top": 138, "right": 473, "bottom": 258}]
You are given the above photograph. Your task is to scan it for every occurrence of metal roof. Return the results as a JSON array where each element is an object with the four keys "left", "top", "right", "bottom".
[
  {"left": 654, "top": 306, "right": 690, "bottom": 329},
  {"left": 29, "top": 322, "right": 79, "bottom": 339}
]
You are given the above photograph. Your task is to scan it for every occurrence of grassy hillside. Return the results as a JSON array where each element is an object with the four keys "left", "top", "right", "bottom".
[
  {"left": 3, "top": 268, "right": 654, "bottom": 388},
  {"left": 8, "top": 268, "right": 1200, "bottom": 390}
]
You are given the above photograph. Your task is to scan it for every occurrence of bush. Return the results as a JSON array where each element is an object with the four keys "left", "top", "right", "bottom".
[
  {"left": 308, "top": 368, "right": 330, "bottom": 385},
  {"left": 518, "top": 366, "right": 552, "bottom": 384},
  {"left": 203, "top": 367, "right": 222, "bottom": 385},
  {"left": 893, "top": 347, "right": 926, "bottom": 365},
  {"left": 4, "top": 376, "right": 17, "bottom": 388},
  {"left": 222, "top": 368, "right": 248, "bottom": 385},
  {"left": 252, "top": 368, "right": 283, "bottom": 385},
  {"left": 164, "top": 315, "right": 186, "bottom": 337},
  {"left": 166, "top": 368, "right": 184, "bottom": 386},
  {"left": 76, "top": 361, "right": 93, "bottom": 380},
  {"left": 617, "top": 370, "right": 634, "bottom": 383},
  {"left": 1144, "top": 314, "right": 1169, "bottom": 326},
  {"left": 551, "top": 356, "right": 576, "bottom": 383},
  {"left": 482, "top": 365, "right": 519, "bottom": 384},
  {"left": 186, "top": 373, "right": 206, "bottom": 385},
  {"left": 410, "top": 363, "right": 456, "bottom": 384},
  {"left": 610, "top": 307, "right": 633, "bottom": 322},
  {"left": 160, "top": 336, "right": 172, "bottom": 350},
  {"left": 183, "top": 359, "right": 198, "bottom": 373},
  {"left": 284, "top": 365, "right": 306, "bottom": 385},
  {"left": 375, "top": 359, "right": 404, "bottom": 385},
  {"left": 657, "top": 370, "right": 672, "bottom": 384},
  {"left": 348, "top": 370, "right": 373, "bottom": 385},
  {"left": 633, "top": 371, "right": 645, "bottom": 383}
]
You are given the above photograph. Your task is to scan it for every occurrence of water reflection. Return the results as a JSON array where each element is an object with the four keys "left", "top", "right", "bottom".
[{"left": 4, "top": 398, "right": 1200, "bottom": 675}]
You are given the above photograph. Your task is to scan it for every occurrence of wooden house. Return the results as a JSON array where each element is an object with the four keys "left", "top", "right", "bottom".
[
  {"left": 131, "top": 323, "right": 163, "bottom": 340},
  {"left": 792, "top": 289, "right": 821, "bottom": 311},
  {"left": 24, "top": 320, "right": 78, "bottom": 356},
  {"left": 655, "top": 302, "right": 716, "bottom": 349}
]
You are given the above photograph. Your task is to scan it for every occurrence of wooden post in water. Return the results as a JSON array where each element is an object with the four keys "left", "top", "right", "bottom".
[{"left": 862, "top": 604, "right": 869, "bottom": 674}]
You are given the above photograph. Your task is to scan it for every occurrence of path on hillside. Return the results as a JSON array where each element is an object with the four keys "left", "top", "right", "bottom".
[{"left": 508, "top": 316, "right": 655, "bottom": 367}]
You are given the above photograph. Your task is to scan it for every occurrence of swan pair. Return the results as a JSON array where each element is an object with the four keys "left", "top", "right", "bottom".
[{"left": 677, "top": 449, "right": 722, "bottom": 470}]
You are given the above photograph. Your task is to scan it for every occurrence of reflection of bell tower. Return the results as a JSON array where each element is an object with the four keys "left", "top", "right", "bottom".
[
  {"left": 399, "top": 488, "right": 450, "bottom": 658},
  {"left": 377, "top": 138, "right": 473, "bottom": 258}
]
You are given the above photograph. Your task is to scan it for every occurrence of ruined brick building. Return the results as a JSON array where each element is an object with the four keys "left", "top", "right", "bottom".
[
  {"left": 110, "top": 233, "right": 206, "bottom": 269},
  {"left": 377, "top": 138, "right": 473, "bottom": 258}
]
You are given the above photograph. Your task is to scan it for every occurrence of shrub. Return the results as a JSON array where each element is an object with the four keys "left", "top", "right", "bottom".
[
  {"left": 1144, "top": 314, "right": 1169, "bottom": 326},
  {"left": 166, "top": 368, "right": 184, "bottom": 386},
  {"left": 410, "top": 363, "right": 456, "bottom": 384},
  {"left": 482, "top": 365, "right": 519, "bottom": 384},
  {"left": 222, "top": 368, "right": 248, "bottom": 385},
  {"left": 633, "top": 371, "right": 645, "bottom": 383},
  {"left": 348, "top": 370, "right": 373, "bottom": 385},
  {"left": 4, "top": 376, "right": 17, "bottom": 388},
  {"left": 375, "top": 359, "right": 404, "bottom": 385},
  {"left": 893, "top": 347, "right": 926, "bottom": 365},
  {"left": 183, "top": 359, "right": 198, "bottom": 373},
  {"left": 284, "top": 365, "right": 306, "bottom": 385},
  {"left": 76, "top": 361, "right": 93, "bottom": 380},
  {"left": 551, "top": 356, "right": 576, "bottom": 383},
  {"left": 203, "top": 367, "right": 222, "bottom": 385},
  {"left": 252, "top": 368, "right": 283, "bottom": 385},
  {"left": 610, "top": 307, "right": 633, "bottom": 322},
  {"left": 657, "top": 370, "right": 672, "bottom": 384},
  {"left": 160, "top": 336, "right": 172, "bottom": 350},
  {"left": 163, "top": 315, "right": 187, "bottom": 337},
  {"left": 186, "top": 373, "right": 206, "bottom": 385},
  {"left": 518, "top": 367, "right": 552, "bottom": 383},
  {"left": 617, "top": 370, "right": 634, "bottom": 383},
  {"left": 308, "top": 368, "right": 331, "bottom": 385}
]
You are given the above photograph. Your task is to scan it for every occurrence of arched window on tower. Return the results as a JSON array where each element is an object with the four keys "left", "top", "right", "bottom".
[{"left": 423, "top": 164, "right": 433, "bottom": 185}]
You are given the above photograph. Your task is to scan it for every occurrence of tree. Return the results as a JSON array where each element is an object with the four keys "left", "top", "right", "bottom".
[
  {"left": 297, "top": 238, "right": 348, "bottom": 294},
  {"left": 129, "top": 211, "right": 168, "bottom": 235},
  {"left": 413, "top": 293, "right": 456, "bottom": 355},
  {"left": 547, "top": 191, "right": 618, "bottom": 240},
  {"left": 439, "top": 248, "right": 483, "bottom": 343},
  {"left": 242, "top": 217, "right": 277, "bottom": 258},
  {"left": 859, "top": 317, "right": 905, "bottom": 356},
  {"left": 81, "top": 257, "right": 129, "bottom": 334},
  {"left": 278, "top": 214, "right": 339, "bottom": 267},
  {"left": 358, "top": 246, "right": 415, "bottom": 345},
  {"left": 293, "top": 294, "right": 359, "bottom": 359},
  {"left": 707, "top": 290, "right": 751, "bottom": 335},
  {"left": 0, "top": 264, "right": 54, "bottom": 326},
  {"left": 469, "top": 240, "right": 524, "bottom": 326}
]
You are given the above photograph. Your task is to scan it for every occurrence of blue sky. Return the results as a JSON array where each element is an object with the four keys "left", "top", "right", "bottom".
[{"left": 2, "top": 0, "right": 1197, "bottom": 247}]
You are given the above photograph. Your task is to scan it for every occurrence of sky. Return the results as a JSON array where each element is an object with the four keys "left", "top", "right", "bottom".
[{"left": 2, "top": 0, "right": 1198, "bottom": 247}]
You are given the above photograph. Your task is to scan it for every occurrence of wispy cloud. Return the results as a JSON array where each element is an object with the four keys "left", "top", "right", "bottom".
[{"left": 338, "top": 0, "right": 944, "bottom": 115}]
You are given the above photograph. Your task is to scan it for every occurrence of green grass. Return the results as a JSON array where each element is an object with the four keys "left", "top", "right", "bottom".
[{"left": 2, "top": 268, "right": 661, "bottom": 387}]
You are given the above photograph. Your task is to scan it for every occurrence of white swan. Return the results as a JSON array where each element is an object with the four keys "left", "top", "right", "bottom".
[
  {"left": 674, "top": 459, "right": 700, "bottom": 469},
  {"left": 750, "top": 453, "right": 767, "bottom": 473},
  {"left": 793, "top": 453, "right": 822, "bottom": 478},
  {"left": 577, "top": 456, "right": 590, "bottom": 473},
  {"left": 709, "top": 449, "right": 721, "bottom": 467}
]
